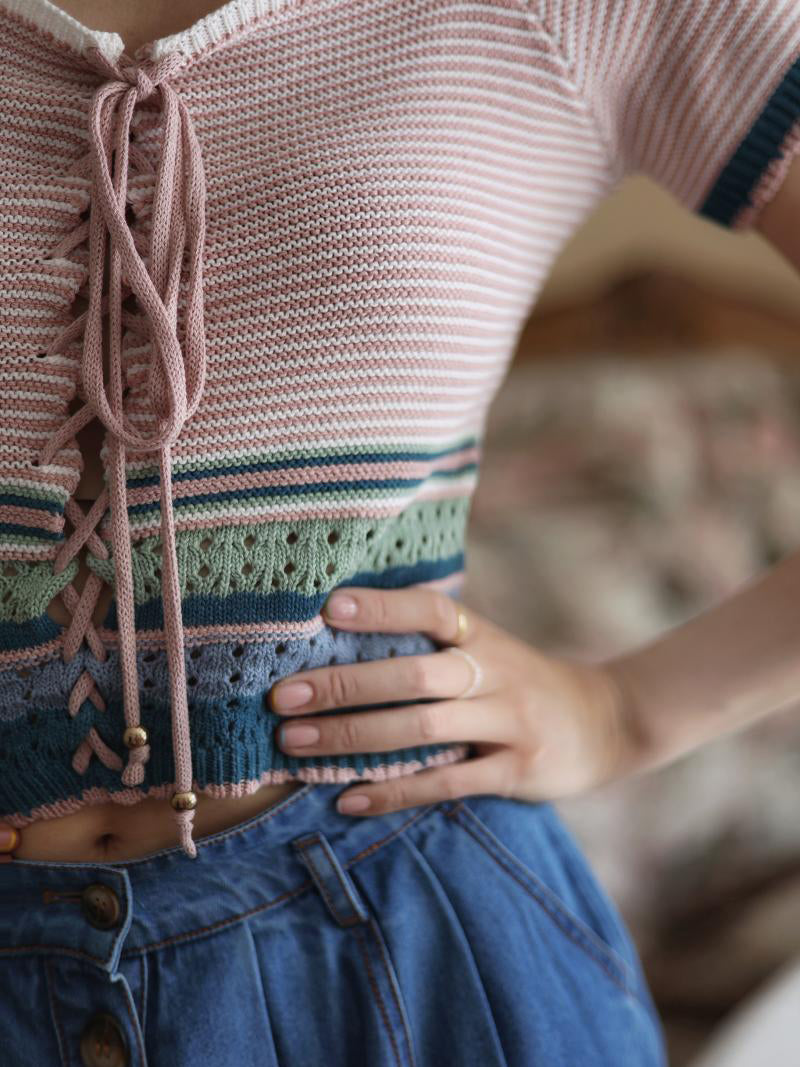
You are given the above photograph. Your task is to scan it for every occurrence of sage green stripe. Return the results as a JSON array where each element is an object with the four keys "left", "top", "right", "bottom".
[
  {"left": 0, "top": 534, "right": 61, "bottom": 548},
  {"left": 0, "top": 558, "right": 78, "bottom": 623},
  {"left": 1, "top": 499, "right": 469, "bottom": 622},
  {"left": 89, "top": 497, "right": 470, "bottom": 604}
]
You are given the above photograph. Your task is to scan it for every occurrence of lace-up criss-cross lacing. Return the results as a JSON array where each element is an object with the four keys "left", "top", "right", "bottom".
[{"left": 32, "top": 46, "right": 209, "bottom": 858}]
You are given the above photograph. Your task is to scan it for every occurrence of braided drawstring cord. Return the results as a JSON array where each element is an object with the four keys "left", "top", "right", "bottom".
[{"left": 35, "top": 47, "right": 208, "bottom": 858}]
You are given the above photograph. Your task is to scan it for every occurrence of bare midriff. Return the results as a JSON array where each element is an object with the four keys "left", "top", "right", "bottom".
[{"left": 12, "top": 0, "right": 305, "bottom": 861}]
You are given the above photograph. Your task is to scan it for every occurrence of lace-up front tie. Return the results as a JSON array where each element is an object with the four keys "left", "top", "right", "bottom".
[{"left": 36, "top": 46, "right": 208, "bottom": 858}]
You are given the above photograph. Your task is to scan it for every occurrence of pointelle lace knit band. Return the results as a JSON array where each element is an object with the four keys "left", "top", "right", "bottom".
[{"left": 34, "top": 46, "right": 207, "bottom": 858}]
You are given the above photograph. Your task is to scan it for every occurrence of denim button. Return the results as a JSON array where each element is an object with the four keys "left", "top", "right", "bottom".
[
  {"left": 80, "top": 883, "right": 121, "bottom": 930},
  {"left": 79, "top": 1012, "right": 129, "bottom": 1067}
]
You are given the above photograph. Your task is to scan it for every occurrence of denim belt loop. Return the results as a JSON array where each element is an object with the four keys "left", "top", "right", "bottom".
[{"left": 291, "top": 831, "right": 369, "bottom": 927}]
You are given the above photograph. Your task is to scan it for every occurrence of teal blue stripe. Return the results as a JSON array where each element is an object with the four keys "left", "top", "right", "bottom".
[
  {"left": 0, "top": 615, "right": 62, "bottom": 652},
  {"left": 0, "top": 492, "right": 62, "bottom": 513},
  {"left": 126, "top": 441, "right": 479, "bottom": 488},
  {"left": 127, "top": 467, "right": 476, "bottom": 517},
  {"left": 0, "top": 687, "right": 467, "bottom": 818},
  {"left": 0, "top": 523, "right": 61, "bottom": 541}
]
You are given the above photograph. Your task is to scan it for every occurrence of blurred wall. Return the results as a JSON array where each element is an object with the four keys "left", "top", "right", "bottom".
[{"left": 536, "top": 175, "right": 800, "bottom": 314}]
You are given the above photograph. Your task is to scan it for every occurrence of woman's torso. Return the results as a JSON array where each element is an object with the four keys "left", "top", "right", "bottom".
[
  {"left": 1, "top": 0, "right": 545, "bottom": 864},
  {"left": 13, "top": 0, "right": 304, "bottom": 862}
]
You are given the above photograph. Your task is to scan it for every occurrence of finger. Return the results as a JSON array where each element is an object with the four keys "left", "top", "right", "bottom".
[
  {"left": 278, "top": 694, "right": 518, "bottom": 756},
  {"left": 0, "top": 826, "right": 19, "bottom": 857},
  {"left": 334, "top": 751, "right": 513, "bottom": 816},
  {"left": 269, "top": 646, "right": 488, "bottom": 716},
  {"left": 321, "top": 585, "right": 478, "bottom": 647}
]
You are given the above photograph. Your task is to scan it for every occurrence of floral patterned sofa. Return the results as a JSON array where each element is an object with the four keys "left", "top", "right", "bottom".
[{"left": 463, "top": 346, "right": 800, "bottom": 1064}]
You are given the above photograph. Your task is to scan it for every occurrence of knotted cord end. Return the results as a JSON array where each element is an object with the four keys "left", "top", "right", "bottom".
[
  {"left": 121, "top": 743, "right": 150, "bottom": 786},
  {"left": 172, "top": 806, "right": 198, "bottom": 859}
]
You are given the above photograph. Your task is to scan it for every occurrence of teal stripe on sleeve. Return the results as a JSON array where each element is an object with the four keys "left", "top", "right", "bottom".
[{"left": 699, "top": 53, "right": 800, "bottom": 227}]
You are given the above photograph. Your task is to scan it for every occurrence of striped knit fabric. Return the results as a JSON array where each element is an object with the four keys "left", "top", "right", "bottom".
[{"left": 0, "top": 0, "right": 799, "bottom": 850}]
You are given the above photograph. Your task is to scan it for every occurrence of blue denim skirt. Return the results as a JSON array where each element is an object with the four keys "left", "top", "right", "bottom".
[{"left": 0, "top": 783, "right": 668, "bottom": 1066}]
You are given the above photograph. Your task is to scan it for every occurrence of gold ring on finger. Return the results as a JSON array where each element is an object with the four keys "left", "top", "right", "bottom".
[{"left": 451, "top": 605, "right": 470, "bottom": 646}]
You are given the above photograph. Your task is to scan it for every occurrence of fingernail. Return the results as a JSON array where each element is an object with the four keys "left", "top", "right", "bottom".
[
  {"left": 280, "top": 724, "right": 320, "bottom": 747},
  {"left": 324, "top": 594, "right": 358, "bottom": 619},
  {"left": 337, "top": 793, "right": 371, "bottom": 814},
  {"left": 0, "top": 828, "right": 19, "bottom": 851},
  {"left": 272, "top": 682, "right": 313, "bottom": 710}
]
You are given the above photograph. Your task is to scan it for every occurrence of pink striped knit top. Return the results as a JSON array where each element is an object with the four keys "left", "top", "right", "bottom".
[{"left": 1, "top": 0, "right": 799, "bottom": 858}]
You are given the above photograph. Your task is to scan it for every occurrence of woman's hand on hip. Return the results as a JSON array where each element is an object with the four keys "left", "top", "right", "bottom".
[{"left": 269, "top": 586, "right": 649, "bottom": 816}]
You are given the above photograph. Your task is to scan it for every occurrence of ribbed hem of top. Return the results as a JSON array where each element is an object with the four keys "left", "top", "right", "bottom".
[
  {"left": 1, "top": 744, "right": 472, "bottom": 828},
  {"left": 699, "top": 52, "right": 800, "bottom": 231}
]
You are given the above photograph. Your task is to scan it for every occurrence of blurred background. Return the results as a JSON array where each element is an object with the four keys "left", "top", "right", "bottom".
[{"left": 461, "top": 173, "right": 800, "bottom": 1067}]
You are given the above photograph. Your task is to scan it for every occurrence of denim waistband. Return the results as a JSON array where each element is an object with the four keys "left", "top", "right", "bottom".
[{"left": 0, "top": 782, "right": 442, "bottom": 973}]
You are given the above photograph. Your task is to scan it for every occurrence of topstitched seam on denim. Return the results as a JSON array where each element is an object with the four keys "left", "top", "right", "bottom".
[
  {"left": 139, "top": 953, "right": 147, "bottom": 1034},
  {"left": 120, "top": 970, "right": 147, "bottom": 1066},
  {"left": 342, "top": 804, "right": 442, "bottom": 867},
  {"left": 457, "top": 801, "right": 642, "bottom": 989},
  {"left": 399, "top": 826, "right": 512, "bottom": 1067},
  {"left": 44, "top": 958, "right": 71, "bottom": 1067},
  {"left": 353, "top": 922, "right": 404, "bottom": 1067},
  {"left": 297, "top": 840, "right": 359, "bottom": 927},
  {"left": 451, "top": 808, "right": 635, "bottom": 998},
  {"left": 368, "top": 916, "right": 418, "bottom": 1067},
  {"left": 118, "top": 880, "right": 312, "bottom": 957},
  {"left": 0, "top": 942, "right": 112, "bottom": 967},
  {"left": 323, "top": 838, "right": 369, "bottom": 922}
]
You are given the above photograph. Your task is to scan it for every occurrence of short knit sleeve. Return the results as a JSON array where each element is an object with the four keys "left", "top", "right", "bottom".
[{"left": 532, "top": 0, "right": 800, "bottom": 232}]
